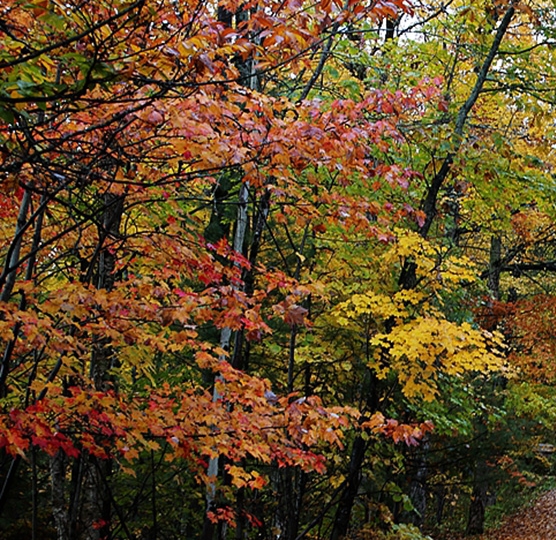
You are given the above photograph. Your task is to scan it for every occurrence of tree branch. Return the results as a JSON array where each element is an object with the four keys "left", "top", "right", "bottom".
[{"left": 420, "top": 3, "right": 516, "bottom": 238}]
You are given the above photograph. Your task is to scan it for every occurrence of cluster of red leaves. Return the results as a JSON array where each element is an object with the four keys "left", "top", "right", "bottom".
[
  {"left": 0, "top": 358, "right": 356, "bottom": 482},
  {"left": 361, "top": 413, "right": 434, "bottom": 446},
  {"left": 1, "top": 354, "right": 431, "bottom": 493}
]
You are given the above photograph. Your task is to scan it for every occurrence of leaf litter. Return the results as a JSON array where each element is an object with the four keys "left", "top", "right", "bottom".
[{"left": 437, "top": 490, "right": 556, "bottom": 540}]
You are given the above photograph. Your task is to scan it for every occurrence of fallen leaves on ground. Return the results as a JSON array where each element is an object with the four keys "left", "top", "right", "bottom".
[
  {"left": 486, "top": 490, "right": 556, "bottom": 539},
  {"left": 435, "top": 489, "right": 556, "bottom": 540}
]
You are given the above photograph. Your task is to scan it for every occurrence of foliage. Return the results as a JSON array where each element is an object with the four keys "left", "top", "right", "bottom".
[{"left": 1, "top": 0, "right": 556, "bottom": 538}]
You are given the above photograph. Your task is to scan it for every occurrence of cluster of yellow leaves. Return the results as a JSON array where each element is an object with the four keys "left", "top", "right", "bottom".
[
  {"left": 382, "top": 230, "right": 478, "bottom": 285},
  {"left": 330, "top": 232, "right": 504, "bottom": 400},
  {"left": 333, "top": 289, "right": 425, "bottom": 327},
  {"left": 371, "top": 317, "right": 503, "bottom": 400}
]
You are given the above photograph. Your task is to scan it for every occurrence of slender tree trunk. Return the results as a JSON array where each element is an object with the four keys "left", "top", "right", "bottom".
[
  {"left": 0, "top": 188, "right": 32, "bottom": 397},
  {"left": 330, "top": 435, "right": 367, "bottom": 540},
  {"left": 435, "top": 486, "right": 446, "bottom": 525},
  {"left": 419, "top": 5, "right": 515, "bottom": 239},
  {"left": 51, "top": 451, "right": 70, "bottom": 540},
  {"left": 465, "top": 236, "right": 502, "bottom": 535},
  {"left": 404, "top": 439, "right": 429, "bottom": 528},
  {"left": 75, "top": 192, "right": 124, "bottom": 540},
  {"left": 203, "top": 179, "right": 250, "bottom": 540},
  {"left": 0, "top": 191, "right": 48, "bottom": 518},
  {"left": 331, "top": 363, "right": 379, "bottom": 539},
  {"left": 202, "top": 0, "right": 266, "bottom": 518},
  {"left": 466, "top": 460, "right": 489, "bottom": 535},
  {"left": 487, "top": 236, "right": 502, "bottom": 301},
  {"left": 330, "top": 360, "right": 380, "bottom": 539}
]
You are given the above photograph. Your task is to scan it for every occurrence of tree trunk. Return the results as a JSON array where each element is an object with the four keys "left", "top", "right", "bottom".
[
  {"left": 330, "top": 365, "right": 380, "bottom": 539},
  {"left": 51, "top": 451, "right": 70, "bottom": 540},
  {"left": 405, "top": 440, "right": 429, "bottom": 528},
  {"left": 330, "top": 435, "right": 367, "bottom": 540},
  {"left": 434, "top": 486, "right": 446, "bottom": 525},
  {"left": 466, "top": 236, "right": 502, "bottom": 535},
  {"left": 487, "top": 236, "right": 502, "bottom": 301},
  {"left": 0, "top": 192, "right": 47, "bottom": 518},
  {"left": 66, "top": 192, "right": 124, "bottom": 540},
  {"left": 466, "top": 461, "right": 489, "bottom": 535}
]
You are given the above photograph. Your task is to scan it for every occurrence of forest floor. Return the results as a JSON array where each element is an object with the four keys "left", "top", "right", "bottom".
[{"left": 436, "top": 489, "right": 556, "bottom": 540}]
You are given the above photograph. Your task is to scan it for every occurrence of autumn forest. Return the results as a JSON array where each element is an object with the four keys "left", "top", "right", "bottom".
[{"left": 1, "top": 0, "right": 556, "bottom": 538}]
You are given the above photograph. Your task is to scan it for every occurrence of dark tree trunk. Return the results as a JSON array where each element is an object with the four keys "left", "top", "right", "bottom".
[
  {"left": 466, "top": 461, "right": 489, "bottom": 535},
  {"left": 330, "top": 365, "right": 380, "bottom": 540},
  {"left": 330, "top": 435, "right": 366, "bottom": 540},
  {"left": 487, "top": 235, "right": 502, "bottom": 300},
  {"left": 405, "top": 439, "right": 429, "bottom": 528},
  {"left": 466, "top": 236, "right": 502, "bottom": 536},
  {"left": 434, "top": 486, "right": 446, "bottom": 525},
  {"left": 55, "top": 192, "right": 124, "bottom": 540}
]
